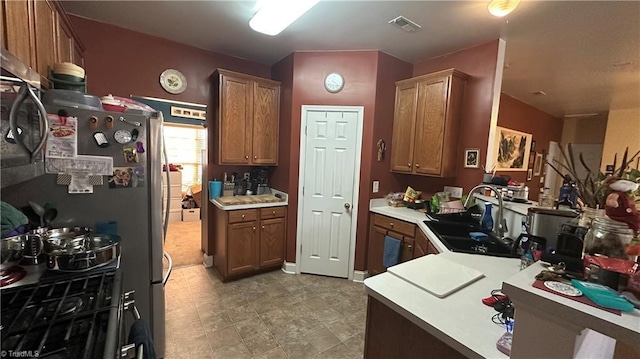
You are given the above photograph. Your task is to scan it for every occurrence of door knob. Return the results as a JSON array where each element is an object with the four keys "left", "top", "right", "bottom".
[
  {"left": 245, "top": 155, "right": 249, "bottom": 159},
  {"left": 415, "top": 163, "right": 420, "bottom": 168},
  {"left": 344, "top": 203, "right": 351, "bottom": 210}
]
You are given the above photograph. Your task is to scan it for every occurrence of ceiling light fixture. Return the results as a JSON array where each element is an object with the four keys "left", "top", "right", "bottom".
[
  {"left": 487, "top": 0, "right": 520, "bottom": 17},
  {"left": 249, "top": 0, "right": 320, "bottom": 36}
]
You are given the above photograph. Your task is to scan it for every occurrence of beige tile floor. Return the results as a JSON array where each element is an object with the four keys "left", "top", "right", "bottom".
[{"left": 164, "top": 265, "right": 367, "bottom": 359}]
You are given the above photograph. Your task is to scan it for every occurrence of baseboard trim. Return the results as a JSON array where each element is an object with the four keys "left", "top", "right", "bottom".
[
  {"left": 282, "top": 262, "right": 296, "bottom": 274},
  {"left": 352, "top": 270, "right": 368, "bottom": 283},
  {"left": 202, "top": 255, "right": 213, "bottom": 268}
]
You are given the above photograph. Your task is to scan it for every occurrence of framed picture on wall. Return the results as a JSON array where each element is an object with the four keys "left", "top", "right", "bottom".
[
  {"left": 492, "top": 126, "right": 533, "bottom": 172},
  {"left": 527, "top": 169, "right": 533, "bottom": 181},
  {"left": 464, "top": 149, "right": 480, "bottom": 168},
  {"left": 533, "top": 152, "right": 544, "bottom": 176}
]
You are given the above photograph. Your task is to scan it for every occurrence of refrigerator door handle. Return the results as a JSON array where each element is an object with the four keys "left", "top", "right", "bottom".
[
  {"left": 162, "top": 251, "right": 172, "bottom": 287},
  {"left": 162, "top": 130, "right": 170, "bottom": 241},
  {"left": 8, "top": 83, "right": 49, "bottom": 162}
]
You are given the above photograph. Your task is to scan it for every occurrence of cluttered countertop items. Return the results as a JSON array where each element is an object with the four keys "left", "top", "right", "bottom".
[{"left": 207, "top": 169, "right": 288, "bottom": 210}]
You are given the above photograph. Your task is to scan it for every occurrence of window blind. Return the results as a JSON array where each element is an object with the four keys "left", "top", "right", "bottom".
[{"left": 163, "top": 124, "right": 206, "bottom": 191}]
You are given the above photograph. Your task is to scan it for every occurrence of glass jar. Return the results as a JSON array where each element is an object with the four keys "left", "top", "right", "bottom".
[
  {"left": 583, "top": 216, "right": 635, "bottom": 258},
  {"left": 578, "top": 207, "right": 606, "bottom": 228}
]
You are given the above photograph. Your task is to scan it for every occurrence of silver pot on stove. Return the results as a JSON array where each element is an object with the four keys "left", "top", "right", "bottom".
[{"left": 44, "top": 232, "right": 121, "bottom": 272}]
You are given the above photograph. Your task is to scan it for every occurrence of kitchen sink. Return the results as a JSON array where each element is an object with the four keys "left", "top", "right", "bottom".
[{"left": 424, "top": 220, "right": 518, "bottom": 258}]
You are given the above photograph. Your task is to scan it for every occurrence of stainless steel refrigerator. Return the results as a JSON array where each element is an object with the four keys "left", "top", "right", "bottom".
[{"left": 0, "top": 104, "right": 171, "bottom": 357}]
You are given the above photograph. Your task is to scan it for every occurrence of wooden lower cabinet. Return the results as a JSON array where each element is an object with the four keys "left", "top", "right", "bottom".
[
  {"left": 214, "top": 206, "right": 286, "bottom": 281},
  {"left": 367, "top": 213, "right": 439, "bottom": 276},
  {"left": 364, "top": 296, "right": 466, "bottom": 359}
]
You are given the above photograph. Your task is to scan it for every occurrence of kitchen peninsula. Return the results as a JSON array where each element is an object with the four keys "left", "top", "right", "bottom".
[{"left": 364, "top": 202, "right": 640, "bottom": 358}]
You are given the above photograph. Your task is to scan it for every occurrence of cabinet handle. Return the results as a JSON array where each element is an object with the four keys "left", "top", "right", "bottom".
[
  {"left": 245, "top": 155, "right": 249, "bottom": 159},
  {"left": 407, "top": 245, "right": 413, "bottom": 250},
  {"left": 262, "top": 226, "right": 265, "bottom": 229},
  {"left": 389, "top": 222, "right": 394, "bottom": 227},
  {"left": 272, "top": 210, "right": 276, "bottom": 215},
  {"left": 253, "top": 227, "right": 256, "bottom": 230},
  {"left": 254, "top": 155, "right": 257, "bottom": 159},
  {"left": 408, "top": 163, "right": 412, "bottom": 167},
  {"left": 241, "top": 214, "right": 245, "bottom": 219},
  {"left": 415, "top": 163, "right": 420, "bottom": 168}
]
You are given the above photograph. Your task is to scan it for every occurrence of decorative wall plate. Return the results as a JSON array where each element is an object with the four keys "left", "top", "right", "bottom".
[{"left": 160, "top": 69, "right": 187, "bottom": 94}]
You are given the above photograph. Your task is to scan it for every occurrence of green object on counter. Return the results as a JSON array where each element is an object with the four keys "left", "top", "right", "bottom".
[
  {"left": 571, "top": 279, "right": 634, "bottom": 312},
  {"left": 430, "top": 195, "right": 439, "bottom": 213},
  {"left": 1, "top": 201, "right": 29, "bottom": 237}
]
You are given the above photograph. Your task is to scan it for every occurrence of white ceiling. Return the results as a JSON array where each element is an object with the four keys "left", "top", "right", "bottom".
[{"left": 63, "top": 1, "right": 640, "bottom": 118}]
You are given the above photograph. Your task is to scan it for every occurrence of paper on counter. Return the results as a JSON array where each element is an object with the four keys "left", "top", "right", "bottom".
[
  {"left": 46, "top": 155, "right": 113, "bottom": 175},
  {"left": 45, "top": 114, "right": 77, "bottom": 158}
]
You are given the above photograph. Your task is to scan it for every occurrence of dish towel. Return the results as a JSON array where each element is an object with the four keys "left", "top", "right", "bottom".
[
  {"left": 128, "top": 319, "right": 157, "bottom": 359},
  {"left": 383, "top": 236, "right": 401, "bottom": 268},
  {"left": 1, "top": 201, "right": 28, "bottom": 238}
]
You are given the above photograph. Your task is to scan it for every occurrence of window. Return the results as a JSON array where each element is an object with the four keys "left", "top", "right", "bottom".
[{"left": 163, "top": 124, "right": 206, "bottom": 192}]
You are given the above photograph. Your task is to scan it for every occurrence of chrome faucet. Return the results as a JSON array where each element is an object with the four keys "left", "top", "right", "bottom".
[{"left": 463, "top": 184, "right": 508, "bottom": 239}]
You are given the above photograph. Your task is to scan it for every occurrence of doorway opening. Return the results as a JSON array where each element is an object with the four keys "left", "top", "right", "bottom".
[
  {"left": 163, "top": 123, "right": 206, "bottom": 267},
  {"left": 296, "top": 105, "right": 364, "bottom": 279}
]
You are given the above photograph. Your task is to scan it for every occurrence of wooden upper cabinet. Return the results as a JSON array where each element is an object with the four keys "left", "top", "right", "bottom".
[
  {"left": 252, "top": 81, "right": 280, "bottom": 164},
  {"left": 1, "top": 0, "right": 84, "bottom": 88},
  {"left": 390, "top": 69, "right": 468, "bottom": 177},
  {"left": 215, "top": 69, "right": 280, "bottom": 166},
  {"left": 3, "top": 0, "right": 35, "bottom": 69},
  {"left": 220, "top": 74, "right": 252, "bottom": 164},
  {"left": 390, "top": 81, "right": 418, "bottom": 173},
  {"left": 33, "top": 0, "right": 56, "bottom": 87}
]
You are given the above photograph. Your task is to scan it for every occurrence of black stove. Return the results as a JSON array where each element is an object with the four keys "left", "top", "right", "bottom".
[{"left": 0, "top": 267, "right": 123, "bottom": 359}]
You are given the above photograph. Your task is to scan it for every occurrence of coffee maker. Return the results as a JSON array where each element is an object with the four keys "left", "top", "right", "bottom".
[{"left": 250, "top": 168, "right": 270, "bottom": 195}]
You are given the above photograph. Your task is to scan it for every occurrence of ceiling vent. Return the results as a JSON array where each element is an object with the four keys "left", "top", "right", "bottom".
[
  {"left": 530, "top": 90, "right": 547, "bottom": 96},
  {"left": 388, "top": 16, "right": 421, "bottom": 32},
  {"left": 563, "top": 113, "right": 599, "bottom": 118}
]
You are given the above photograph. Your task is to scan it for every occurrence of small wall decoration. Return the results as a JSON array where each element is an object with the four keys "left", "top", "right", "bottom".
[
  {"left": 171, "top": 106, "right": 206, "bottom": 120},
  {"left": 531, "top": 140, "right": 536, "bottom": 152},
  {"left": 464, "top": 149, "right": 480, "bottom": 168},
  {"left": 492, "top": 126, "right": 533, "bottom": 172},
  {"left": 533, "top": 152, "right": 544, "bottom": 176},
  {"left": 527, "top": 169, "right": 533, "bottom": 181}
]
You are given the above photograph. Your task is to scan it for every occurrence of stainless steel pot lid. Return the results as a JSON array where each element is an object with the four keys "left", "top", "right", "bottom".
[{"left": 44, "top": 234, "right": 120, "bottom": 256}]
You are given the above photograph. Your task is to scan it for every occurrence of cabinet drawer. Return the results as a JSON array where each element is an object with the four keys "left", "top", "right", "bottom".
[
  {"left": 260, "top": 207, "right": 285, "bottom": 219},
  {"left": 373, "top": 214, "right": 415, "bottom": 238},
  {"left": 228, "top": 209, "right": 258, "bottom": 224}
]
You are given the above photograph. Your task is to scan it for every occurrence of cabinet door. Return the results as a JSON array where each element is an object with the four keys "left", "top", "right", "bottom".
[
  {"left": 4, "top": 0, "right": 34, "bottom": 68},
  {"left": 367, "top": 225, "right": 387, "bottom": 276},
  {"left": 427, "top": 240, "right": 439, "bottom": 255},
  {"left": 414, "top": 76, "right": 450, "bottom": 176},
  {"left": 400, "top": 237, "right": 414, "bottom": 263},
  {"left": 33, "top": 0, "right": 56, "bottom": 87},
  {"left": 252, "top": 81, "right": 279, "bottom": 165},
  {"left": 227, "top": 221, "right": 258, "bottom": 275},
  {"left": 414, "top": 230, "right": 429, "bottom": 258},
  {"left": 56, "top": 14, "right": 73, "bottom": 63},
  {"left": 219, "top": 74, "right": 252, "bottom": 164},
  {"left": 259, "top": 217, "right": 284, "bottom": 267},
  {"left": 390, "top": 81, "right": 418, "bottom": 173},
  {"left": 72, "top": 42, "right": 84, "bottom": 67}
]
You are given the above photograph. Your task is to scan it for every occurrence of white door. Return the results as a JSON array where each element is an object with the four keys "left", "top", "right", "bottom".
[{"left": 298, "top": 106, "right": 363, "bottom": 278}]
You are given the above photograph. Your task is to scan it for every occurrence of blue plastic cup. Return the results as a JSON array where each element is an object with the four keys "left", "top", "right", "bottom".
[{"left": 209, "top": 181, "right": 222, "bottom": 199}]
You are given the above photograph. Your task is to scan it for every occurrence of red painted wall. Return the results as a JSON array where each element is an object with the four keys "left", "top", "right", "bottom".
[
  {"left": 69, "top": 16, "right": 270, "bottom": 105},
  {"left": 411, "top": 40, "right": 500, "bottom": 194},
  {"left": 273, "top": 51, "right": 380, "bottom": 269},
  {"left": 496, "top": 93, "right": 563, "bottom": 197},
  {"left": 270, "top": 55, "right": 294, "bottom": 194}
]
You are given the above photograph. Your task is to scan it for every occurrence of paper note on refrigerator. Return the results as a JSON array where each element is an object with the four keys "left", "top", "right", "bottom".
[
  {"left": 45, "top": 114, "right": 78, "bottom": 158},
  {"left": 46, "top": 155, "right": 113, "bottom": 175}
]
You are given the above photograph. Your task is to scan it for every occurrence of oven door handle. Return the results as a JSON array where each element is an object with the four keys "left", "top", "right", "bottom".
[
  {"left": 120, "top": 343, "right": 144, "bottom": 359},
  {"left": 8, "top": 82, "right": 48, "bottom": 163}
]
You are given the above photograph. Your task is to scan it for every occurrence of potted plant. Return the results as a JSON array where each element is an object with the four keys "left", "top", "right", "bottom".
[{"left": 546, "top": 145, "right": 640, "bottom": 209}]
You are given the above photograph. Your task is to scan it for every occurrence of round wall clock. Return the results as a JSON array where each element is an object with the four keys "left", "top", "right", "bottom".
[
  {"left": 324, "top": 72, "right": 344, "bottom": 93},
  {"left": 160, "top": 69, "right": 187, "bottom": 94}
]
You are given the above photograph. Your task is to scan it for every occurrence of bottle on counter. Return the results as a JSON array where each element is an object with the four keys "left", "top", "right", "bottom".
[{"left": 481, "top": 203, "right": 494, "bottom": 232}]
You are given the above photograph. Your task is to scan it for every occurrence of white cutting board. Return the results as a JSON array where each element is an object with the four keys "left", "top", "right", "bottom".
[{"left": 387, "top": 255, "right": 485, "bottom": 298}]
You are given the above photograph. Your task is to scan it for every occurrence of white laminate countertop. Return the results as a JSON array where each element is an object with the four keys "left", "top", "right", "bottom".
[
  {"left": 502, "top": 262, "right": 640, "bottom": 345},
  {"left": 364, "top": 252, "right": 521, "bottom": 359},
  {"left": 210, "top": 189, "right": 288, "bottom": 210}
]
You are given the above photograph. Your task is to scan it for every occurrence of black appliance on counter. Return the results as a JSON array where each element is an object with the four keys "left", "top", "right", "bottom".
[
  {"left": 0, "top": 265, "right": 141, "bottom": 358},
  {"left": 250, "top": 167, "right": 270, "bottom": 195}
]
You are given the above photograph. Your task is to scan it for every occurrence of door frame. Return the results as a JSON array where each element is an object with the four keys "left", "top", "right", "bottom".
[{"left": 295, "top": 105, "right": 364, "bottom": 280}]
